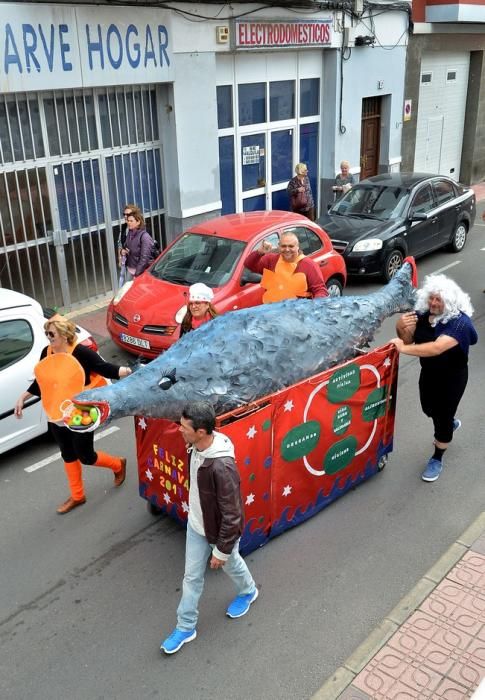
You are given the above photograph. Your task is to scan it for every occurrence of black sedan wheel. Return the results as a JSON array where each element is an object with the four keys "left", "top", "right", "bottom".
[
  {"left": 326, "top": 277, "right": 343, "bottom": 297},
  {"left": 449, "top": 221, "right": 468, "bottom": 253},
  {"left": 382, "top": 249, "right": 403, "bottom": 282}
]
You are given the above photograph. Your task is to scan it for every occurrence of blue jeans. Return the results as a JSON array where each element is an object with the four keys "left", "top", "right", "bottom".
[{"left": 176, "top": 523, "right": 256, "bottom": 631}]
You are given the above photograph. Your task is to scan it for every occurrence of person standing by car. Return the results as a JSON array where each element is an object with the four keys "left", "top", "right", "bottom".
[
  {"left": 160, "top": 401, "right": 258, "bottom": 655},
  {"left": 332, "top": 161, "right": 355, "bottom": 201},
  {"left": 14, "top": 316, "right": 132, "bottom": 514},
  {"left": 117, "top": 203, "right": 141, "bottom": 286},
  {"left": 391, "top": 274, "right": 477, "bottom": 483},
  {"left": 245, "top": 232, "right": 328, "bottom": 300},
  {"left": 179, "top": 283, "right": 218, "bottom": 337},
  {"left": 287, "top": 163, "right": 315, "bottom": 221},
  {"left": 119, "top": 211, "right": 153, "bottom": 280}
]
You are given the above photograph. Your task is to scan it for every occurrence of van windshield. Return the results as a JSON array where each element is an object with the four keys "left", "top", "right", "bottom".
[{"left": 150, "top": 233, "right": 246, "bottom": 287}]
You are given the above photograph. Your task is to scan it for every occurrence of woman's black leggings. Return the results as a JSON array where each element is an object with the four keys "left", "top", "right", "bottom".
[{"left": 49, "top": 423, "right": 98, "bottom": 464}]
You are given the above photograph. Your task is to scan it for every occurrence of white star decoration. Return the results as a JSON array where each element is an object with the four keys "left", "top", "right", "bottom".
[
  {"left": 383, "top": 357, "right": 391, "bottom": 367},
  {"left": 145, "top": 468, "right": 153, "bottom": 481},
  {"left": 245, "top": 493, "right": 255, "bottom": 505},
  {"left": 163, "top": 492, "right": 171, "bottom": 504},
  {"left": 282, "top": 485, "right": 292, "bottom": 497},
  {"left": 284, "top": 399, "right": 294, "bottom": 412},
  {"left": 246, "top": 425, "right": 257, "bottom": 439},
  {"left": 137, "top": 417, "right": 147, "bottom": 430},
  {"left": 181, "top": 501, "right": 189, "bottom": 513}
]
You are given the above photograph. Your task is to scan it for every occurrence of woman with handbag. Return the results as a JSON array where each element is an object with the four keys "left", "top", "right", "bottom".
[
  {"left": 287, "top": 163, "right": 315, "bottom": 221},
  {"left": 14, "top": 316, "right": 132, "bottom": 514}
]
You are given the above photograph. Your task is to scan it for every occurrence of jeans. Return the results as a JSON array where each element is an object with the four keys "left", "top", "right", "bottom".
[{"left": 177, "top": 523, "right": 256, "bottom": 631}]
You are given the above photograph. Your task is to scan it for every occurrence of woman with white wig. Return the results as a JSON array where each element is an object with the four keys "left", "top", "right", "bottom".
[{"left": 391, "top": 274, "right": 477, "bottom": 482}]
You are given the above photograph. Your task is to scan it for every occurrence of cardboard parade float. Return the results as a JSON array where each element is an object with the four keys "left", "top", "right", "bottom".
[{"left": 72, "top": 258, "right": 417, "bottom": 555}]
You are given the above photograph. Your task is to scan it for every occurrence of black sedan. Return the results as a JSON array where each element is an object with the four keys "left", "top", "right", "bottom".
[{"left": 318, "top": 173, "right": 476, "bottom": 281}]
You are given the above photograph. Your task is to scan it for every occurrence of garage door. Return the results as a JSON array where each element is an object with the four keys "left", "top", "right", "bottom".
[{"left": 414, "top": 52, "right": 470, "bottom": 180}]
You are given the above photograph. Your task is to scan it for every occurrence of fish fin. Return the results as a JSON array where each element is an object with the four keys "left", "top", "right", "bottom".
[{"left": 403, "top": 256, "right": 418, "bottom": 287}]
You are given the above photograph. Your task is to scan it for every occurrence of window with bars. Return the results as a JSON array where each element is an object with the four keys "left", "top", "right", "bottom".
[
  {"left": 44, "top": 95, "right": 98, "bottom": 156},
  {"left": 105, "top": 149, "right": 163, "bottom": 219},
  {"left": 54, "top": 160, "right": 104, "bottom": 231},
  {"left": 98, "top": 87, "right": 159, "bottom": 147},
  {"left": 0, "top": 97, "right": 45, "bottom": 163}
]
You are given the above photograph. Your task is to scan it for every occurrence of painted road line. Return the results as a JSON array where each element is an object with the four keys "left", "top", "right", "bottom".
[
  {"left": 432, "top": 260, "right": 462, "bottom": 274},
  {"left": 24, "top": 426, "right": 120, "bottom": 473}
]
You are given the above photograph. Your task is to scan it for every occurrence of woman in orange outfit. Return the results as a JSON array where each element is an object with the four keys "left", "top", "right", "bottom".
[{"left": 14, "top": 317, "right": 132, "bottom": 514}]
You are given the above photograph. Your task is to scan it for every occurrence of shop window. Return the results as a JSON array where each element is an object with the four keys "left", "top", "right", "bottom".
[
  {"left": 106, "top": 149, "right": 163, "bottom": 220},
  {"left": 99, "top": 88, "right": 158, "bottom": 148},
  {"left": 217, "top": 86, "right": 233, "bottom": 129},
  {"left": 219, "top": 136, "right": 235, "bottom": 215},
  {"left": 0, "top": 168, "right": 51, "bottom": 245},
  {"left": 44, "top": 95, "right": 97, "bottom": 156},
  {"left": 0, "top": 319, "right": 34, "bottom": 371},
  {"left": 0, "top": 97, "right": 44, "bottom": 163},
  {"left": 270, "top": 81, "right": 295, "bottom": 121},
  {"left": 241, "top": 133, "right": 266, "bottom": 191},
  {"left": 54, "top": 159, "right": 104, "bottom": 231},
  {"left": 300, "top": 79, "right": 320, "bottom": 117},
  {"left": 238, "top": 83, "right": 266, "bottom": 126},
  {"left": 271, "top": 130, "right": 293, "bottom": 184}
]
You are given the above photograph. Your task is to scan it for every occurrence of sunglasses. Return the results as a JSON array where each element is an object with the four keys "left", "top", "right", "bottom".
[
  {"left": 123, "top": 212, "right": 132, "bottom": 217},
  {"left": 45, "top": 330, "right": 56, "bottom": 339}
]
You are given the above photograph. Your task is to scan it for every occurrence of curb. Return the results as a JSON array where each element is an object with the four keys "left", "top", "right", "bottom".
[{"left": 311, "top": 511, "right": 485, "bottom": 700}]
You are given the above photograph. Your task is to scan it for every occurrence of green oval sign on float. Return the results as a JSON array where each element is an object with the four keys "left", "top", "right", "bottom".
[
  {"left": 324, "top": 435, "right": 357, "bottom": 475},
  {"left": 327, "top": 363, "right": 360, "bottom": 404},
  {"left": 362, "top": 387, "right": 387, "bottom": 422},
  {"left": 280, "top": 420, "right": 321, "bottom": 462},
  {"left": 333, "top": 405, "right": 352, "bottom": 436}
]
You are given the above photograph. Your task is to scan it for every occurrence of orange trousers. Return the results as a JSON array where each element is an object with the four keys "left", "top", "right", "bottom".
[{"left": 63, "top": 451, "right": 123, "bottom": 500}]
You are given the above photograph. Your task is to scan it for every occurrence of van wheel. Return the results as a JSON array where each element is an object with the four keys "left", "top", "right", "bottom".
[
  {"left": 326, "top": 277, "right": 343, "bottom": 297},
  {"left": 449, "top": 222, "right": 467, "bottom": 252},
  {"left": 147, "top": 501, "right": 162, "bottom": 516},
  {"left": 382, "top": 250, "right": 403, "bottom": 282}
]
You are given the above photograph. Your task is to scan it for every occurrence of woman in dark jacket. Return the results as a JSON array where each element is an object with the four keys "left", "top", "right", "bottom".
[
  {"left": 120, "top": 211, "right": 153, "bottom": 279},
  {"left": 287, "top": 163, "right": 315, "bottom": 220},
  {"left": 15, "top": 316, "right": 132, "bottom": 514}
]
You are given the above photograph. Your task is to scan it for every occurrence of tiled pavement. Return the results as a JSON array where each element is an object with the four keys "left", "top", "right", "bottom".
[{"left": 314, "top": 514, "right": 485, "bottom": 700}]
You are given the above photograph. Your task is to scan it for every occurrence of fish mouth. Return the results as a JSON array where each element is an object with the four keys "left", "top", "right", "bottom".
[{"left": 73, "top": 399, "right": 111, "bottom": 425}]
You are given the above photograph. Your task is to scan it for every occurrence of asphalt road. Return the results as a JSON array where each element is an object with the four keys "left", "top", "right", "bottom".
[{"left": 1, "top": 217, "right": 484, "bottom": 700}]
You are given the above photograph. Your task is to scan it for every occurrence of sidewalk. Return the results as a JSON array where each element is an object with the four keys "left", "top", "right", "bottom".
[{"left": 313, "top": 513, "right": 485, "bottom": 700}]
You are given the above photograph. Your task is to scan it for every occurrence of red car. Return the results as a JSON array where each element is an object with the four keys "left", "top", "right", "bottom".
[{"left": 107, "top": 211, "right": 347, "bottom": 358}]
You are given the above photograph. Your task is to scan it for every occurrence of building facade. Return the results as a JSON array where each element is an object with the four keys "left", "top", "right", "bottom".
[
  {"left": 401, "top": 0, "right": 485, "bottom": 184},
  {"left": 0, "top": 2, "right": 409, "bottom": 308}
]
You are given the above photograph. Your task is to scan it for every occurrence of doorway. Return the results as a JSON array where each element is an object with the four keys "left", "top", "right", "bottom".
[{"left": 360, "top": 97, "right": 381, "bottom": 179}]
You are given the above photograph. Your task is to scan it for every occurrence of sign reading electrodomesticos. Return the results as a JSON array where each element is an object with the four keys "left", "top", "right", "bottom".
[
  {"left": 0, "top": 4, "right": 172, "bottom": 92},
  {"left": 235, "top": 19, "right": 332, "bottom": 49}
]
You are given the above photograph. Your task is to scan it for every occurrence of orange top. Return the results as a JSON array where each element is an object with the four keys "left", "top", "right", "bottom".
[{"left": 261, "top": 254, "right": 309, "bottom": 303}]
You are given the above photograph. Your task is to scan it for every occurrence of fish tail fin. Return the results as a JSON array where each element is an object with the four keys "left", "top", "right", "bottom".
[{"left": 403, "top": 256, "right": 418, "bottom": 287}]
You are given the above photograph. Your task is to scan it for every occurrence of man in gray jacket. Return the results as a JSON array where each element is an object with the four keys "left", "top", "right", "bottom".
[{"left": 160, "top": 401, "right": 258, "bottom": 655}]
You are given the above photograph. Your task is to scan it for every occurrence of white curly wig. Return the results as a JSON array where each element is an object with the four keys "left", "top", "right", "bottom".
[{"left": 415, "top": 274, "right": 474, "bottom": 325}]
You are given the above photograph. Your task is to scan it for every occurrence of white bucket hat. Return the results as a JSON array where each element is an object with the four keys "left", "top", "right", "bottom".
[{"left": 188, "top": 283, "right": 214, "bottom": 303}]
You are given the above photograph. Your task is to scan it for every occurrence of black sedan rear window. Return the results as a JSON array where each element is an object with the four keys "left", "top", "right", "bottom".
[{"left": 150, "top": 233, "right": 246, "bottom": 287}]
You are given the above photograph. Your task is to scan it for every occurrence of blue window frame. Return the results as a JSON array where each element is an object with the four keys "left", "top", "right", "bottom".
[
  {"left": 270, "top": 81, "right": 295, "bottom": 121},
  {"left": 271, "top": 130, "right": 293, "bottom": 184},
  {"left": 106, "top": 149, "right": 163, "bottom": 219},
  {"left": 217, "top": 86, "right": 233, "bottom": 129},
  {"left": 241, "top": 133, "right": 266, "bottom": 192},
  {"left": 219, "top": 136, "right": 235, "bottom": 215},
  {"left": 238, "top": 83, "right": 266, "bottom": 126},
  {"left": 300, "top": 79, "right": 320, "bottom": 117},
  {"left": 300, "top": 123, "right": 319, "bottom": 211},
  {"left": 55, "top": 159, "right": 104, "bottom": 230}
]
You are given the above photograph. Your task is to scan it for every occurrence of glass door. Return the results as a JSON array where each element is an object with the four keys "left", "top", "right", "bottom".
[
  {"left": 240, "top": 133, "right": 267, "bottom": 212},
  {"left": 270, "top": 128, "right": 293, "bottom": 211}
]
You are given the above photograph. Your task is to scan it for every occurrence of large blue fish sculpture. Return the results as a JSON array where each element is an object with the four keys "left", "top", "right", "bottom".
[{"left": 76, "top": 261, "right": 416, "bottom": 423}]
